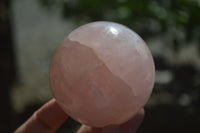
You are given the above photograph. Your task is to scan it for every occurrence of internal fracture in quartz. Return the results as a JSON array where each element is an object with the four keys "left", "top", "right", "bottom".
[{"left": 50, "top": 22, "right": 155, "bottom": 127}]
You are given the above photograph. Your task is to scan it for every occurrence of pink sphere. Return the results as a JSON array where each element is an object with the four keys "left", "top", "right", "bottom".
[{"left": 50, "top": 21, "right": 155, "bottom": 127}]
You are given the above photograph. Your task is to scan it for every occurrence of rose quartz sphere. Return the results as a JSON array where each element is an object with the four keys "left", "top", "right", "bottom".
[{"left": 50, "top": 21, "right": 155, "bottom": 127}]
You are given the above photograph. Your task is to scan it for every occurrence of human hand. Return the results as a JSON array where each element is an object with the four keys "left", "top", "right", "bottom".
[{"left": 15, "top": 98, "right": 144, "bottom": 133}]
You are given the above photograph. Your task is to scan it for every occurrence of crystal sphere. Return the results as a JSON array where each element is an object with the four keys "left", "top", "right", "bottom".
[{"left": 50, "top": 21, "right": 155, "bottom": 127}]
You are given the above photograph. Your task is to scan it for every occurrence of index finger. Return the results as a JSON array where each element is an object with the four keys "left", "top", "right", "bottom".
[{"left": 15, "top": 99, "right": 68, "bottom": 133}]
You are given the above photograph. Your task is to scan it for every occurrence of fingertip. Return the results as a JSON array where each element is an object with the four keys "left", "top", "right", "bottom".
[
  {"left": 77, "top": 125, "right": 101, "bottom": 133},
  {"left": 120, "top": 108, "right": 145, "bottom": 133},
  {"left": 15, "top": 99, "right": 68, "bottom": 133},
  {"left": 101, "top": 125, "right": 120, "bottom": 133}
]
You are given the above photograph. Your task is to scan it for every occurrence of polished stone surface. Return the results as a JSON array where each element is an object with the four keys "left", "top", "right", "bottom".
[{"left": 50, "top": 22, "right": 155, "bottom": 127}]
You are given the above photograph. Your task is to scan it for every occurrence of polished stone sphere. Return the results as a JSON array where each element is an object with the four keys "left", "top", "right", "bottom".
[{"left": 50, "top": 21, "right": 155, "bottom": 127}]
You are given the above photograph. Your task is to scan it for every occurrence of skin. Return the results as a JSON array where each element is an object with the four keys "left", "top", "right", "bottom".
[{"left": 15, "top": 98, "right": 145, "bottom": 133}]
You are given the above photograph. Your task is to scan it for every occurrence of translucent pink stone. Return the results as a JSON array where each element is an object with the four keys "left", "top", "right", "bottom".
[{"left": 50, "top": 21, "right": 155, "bottom": 127}]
